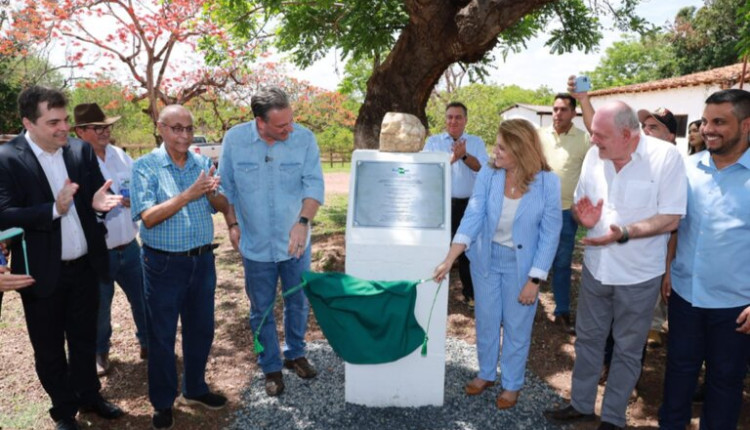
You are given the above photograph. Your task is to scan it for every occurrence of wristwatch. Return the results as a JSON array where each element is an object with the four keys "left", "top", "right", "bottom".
[
  {"left": 530, "top": 277, "right": 540, "bottom": 285},
  {"left": 461, "top": 154, "right": 468, "bottom": 161},
  {"left": 298, "top": 216, "right": 309, "bottom": 225},
  {"left": 617, "top": 225, "right": 630, "bottom": 244}
]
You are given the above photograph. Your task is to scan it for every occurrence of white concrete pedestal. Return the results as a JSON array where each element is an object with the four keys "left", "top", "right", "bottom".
[{"left": 344, "top": 149, "right": 450, "bottom": 407}]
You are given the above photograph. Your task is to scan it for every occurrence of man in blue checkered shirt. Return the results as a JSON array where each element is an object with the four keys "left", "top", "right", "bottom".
[{"left": 131, "top": 105, "right": 238, "bottom": 430}]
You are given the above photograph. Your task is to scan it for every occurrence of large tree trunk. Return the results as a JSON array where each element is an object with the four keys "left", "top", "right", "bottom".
[{"left": 354, "top": 0, "right": 555, "bottom": 149}]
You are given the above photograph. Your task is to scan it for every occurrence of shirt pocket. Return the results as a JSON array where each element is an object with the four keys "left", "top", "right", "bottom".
[
  {"left": 235, "top": 162, "right": 260, "bottom": 193},
  {"left": 279, "top": 162, "right": 303, "bottom": 193}
]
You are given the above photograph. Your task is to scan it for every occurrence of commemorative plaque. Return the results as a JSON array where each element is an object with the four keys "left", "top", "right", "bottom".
[{"left": 352, "top": 161, "right": 445, "bottom": 229}]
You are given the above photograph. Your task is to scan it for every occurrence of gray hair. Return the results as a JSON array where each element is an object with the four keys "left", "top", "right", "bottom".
[
  {"left": 611, "top": 102, "right": 640, "bottom": 133},
  {"left": 251, "top": 87, "right": 290, "bottom": 121}
]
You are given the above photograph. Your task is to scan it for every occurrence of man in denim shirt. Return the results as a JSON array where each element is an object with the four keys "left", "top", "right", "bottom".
[{"left": 219, "top": 87, "right": 325, "bottom": 397}]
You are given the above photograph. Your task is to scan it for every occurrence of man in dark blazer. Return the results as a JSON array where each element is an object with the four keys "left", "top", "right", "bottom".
[{"left": 0, "top": 86, "right": 125, "bottom": 430}]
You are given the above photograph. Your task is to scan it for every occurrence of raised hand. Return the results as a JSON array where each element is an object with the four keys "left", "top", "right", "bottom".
[
  {"left": 55, "top": 179, "right": 79, "bottom": 215},
  {"left": 572, "top": 196, "right": 603, "bottom": 229},
  {"left": 92, "top": 179, "right": 123, "bottom": 212}
]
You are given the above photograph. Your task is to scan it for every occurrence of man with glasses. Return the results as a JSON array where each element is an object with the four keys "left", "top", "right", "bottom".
[
  {"left": 131, "top": 105, "right": 238, "bottom": 429},
  {"left": 73, "top": 103, "right": 147, "bottom": 377},
  {"left": 219, "top": 86, "right": 324, "bottom": 397}
]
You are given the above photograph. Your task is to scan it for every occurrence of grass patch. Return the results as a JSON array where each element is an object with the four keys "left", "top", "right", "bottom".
[
  {"left": 0, "top": 400, "right": 47, "bottom": 429},
  {"left": 313, "top": 194, "right": 348, "bottom": 235}
]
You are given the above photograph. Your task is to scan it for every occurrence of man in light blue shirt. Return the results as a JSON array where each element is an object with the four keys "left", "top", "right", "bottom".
[
  {"left": 423, "top": 102, "right": 488, "bottom": 306},
  {"left": 659, "top": 89, "right": 750, "bottom": 430},
  {"left": 219, "top": 87, "right": 324, "bottom": 397}
]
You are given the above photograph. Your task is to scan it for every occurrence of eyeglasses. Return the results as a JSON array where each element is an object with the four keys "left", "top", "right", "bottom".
[
  {"left": 160, "top": 123, "right": 194, "bottom": 134},
  {"left": 83, "top": 125, "right": 113, "bottom": 135}
]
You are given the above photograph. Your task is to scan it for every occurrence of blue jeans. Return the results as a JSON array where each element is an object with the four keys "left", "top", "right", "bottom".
[
  {"left": 658, "top": 291, "right": 750, "bottom": 430},
  {"left": 551, "top": 209, "right": 578, "bottom": 315},
  {"left": 243, "top": 247, "right": 310, "bottom": 374},
  {"left": 142, "top": 247, "right": 216, "bottom": 409},
  {"left": 96, "top": 240, "right": 147, "bottom": 354}
]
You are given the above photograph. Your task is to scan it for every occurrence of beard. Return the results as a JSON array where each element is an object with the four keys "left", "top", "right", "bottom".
[{"left": 705, "top": 130, "right": 742, "bottom": 155}]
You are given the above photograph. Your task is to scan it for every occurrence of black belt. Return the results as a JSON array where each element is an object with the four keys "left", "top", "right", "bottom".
[
  {"left": 62, "top": 255, "right": 88, "bottom": 266},
  {"left": 144, "top": 244, "right": 217, "bottom": 257}
]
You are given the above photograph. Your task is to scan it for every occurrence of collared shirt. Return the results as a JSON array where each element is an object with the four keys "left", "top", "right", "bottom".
[
  {"left": 219, "top": 121, "right": 324, "bottom": 263},
  {"left": 96, "top": 144, "right": 137, "bottom": 249},
  {"left": 26, "top": 132, "right": 88, "bottom": 260},
  {"left": 539, "top": 124, "right": 590, "bottom": 209},
  {"left": 131, "top": 146, "right": 215, "bottom": 252},
  {"left": 423, "top": 132, "right": 489, "bottom": 198},
  {"left": 671, "top": 149, "right": 750, "bottom": 308},
  {"left": 574, "top": 135, "right": 686, "bottom": 285}
]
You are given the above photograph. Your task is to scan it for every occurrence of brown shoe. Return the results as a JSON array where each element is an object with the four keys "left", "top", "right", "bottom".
[
  {"left": 464, "top": 377, "right": 494, "bottom": 395},
  {"left": 96, "top": 353, "right": 110, "bottom": 377},
  {"left": 496, "top": 390, "right": 519, "bottom": 410},
  {"left": 140, "top": 346, "right": 148, "bottom": 360},
  {"left": 264, "top": 371, "right": 284, "bottom": 397},
  {"left": 283, "top": 357, "right": 318, "bottom": 379}
]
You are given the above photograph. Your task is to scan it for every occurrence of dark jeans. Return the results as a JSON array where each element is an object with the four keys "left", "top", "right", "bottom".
[
  {"left": 658, "top": 291, "right": 750, "bottom": 430},
  {"left": 551, "top": 209, "right": 578, "bottom": 315},
  {"left": 97, "top": 240, "right": 147, "bottom": 354},
  {"left": 142, "top": 247, "right": 216, "bottom": 409},
  {"left": 21, "top": 256, "right": 101, "bottom": 421},
  {"left": 451, "top": 198, "right": 473, "bottom": 299}
]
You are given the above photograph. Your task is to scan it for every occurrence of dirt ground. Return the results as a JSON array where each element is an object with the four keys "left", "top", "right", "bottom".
[{"left": 0, "top": 173, "right": 748, "bottom": 429}]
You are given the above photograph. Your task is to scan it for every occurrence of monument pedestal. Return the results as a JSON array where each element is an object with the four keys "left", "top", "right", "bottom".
[{"left": 344, "top": 149, "right": 451, "bottom": 407}]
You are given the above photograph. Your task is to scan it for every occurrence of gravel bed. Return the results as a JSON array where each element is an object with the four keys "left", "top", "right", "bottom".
[{"left": 227, "top": 338, "right": 567, "bottom": 430}]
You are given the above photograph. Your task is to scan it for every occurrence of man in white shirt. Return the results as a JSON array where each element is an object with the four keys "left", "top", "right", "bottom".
[
  {"left": 73, "top": 103, "right": 147, "bottom": 376},
  {"left": 423, "top": 102, "right": 489, "bottom": 306},
  {"left": 545, "top": 101, "right": 687, "bottom": 430}
]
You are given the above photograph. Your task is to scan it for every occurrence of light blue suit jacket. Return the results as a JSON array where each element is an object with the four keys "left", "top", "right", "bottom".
[{"left": 453, "top": 165, "right": 562, "bottom": 288}]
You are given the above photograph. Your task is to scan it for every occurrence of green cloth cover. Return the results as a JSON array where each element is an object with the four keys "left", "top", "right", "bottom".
[{"left": 301, "top": 271, "right": 426, "bottom": 365}]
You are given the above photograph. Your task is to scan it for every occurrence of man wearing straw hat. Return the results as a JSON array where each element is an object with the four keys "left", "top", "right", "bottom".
[{"left": 73, "top": 103, "right": 148, "bottom": 376}]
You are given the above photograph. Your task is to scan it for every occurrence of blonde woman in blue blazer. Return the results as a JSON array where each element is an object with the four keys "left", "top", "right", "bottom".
[{"left": 434, "top": 119, "right": 562, "bottom": 410}]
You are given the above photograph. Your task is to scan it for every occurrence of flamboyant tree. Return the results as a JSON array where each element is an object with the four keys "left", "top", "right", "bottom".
[
  {"left": 213, "top": 0, "right": 649, "bottom": 148},
  {"left": 3, "top": 0, "right": 264, "bottom": 141}
]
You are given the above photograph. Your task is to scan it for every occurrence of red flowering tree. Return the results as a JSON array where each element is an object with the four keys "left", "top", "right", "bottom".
[{"left": 2, "top": 0, "right": 265, "bottom": 142}]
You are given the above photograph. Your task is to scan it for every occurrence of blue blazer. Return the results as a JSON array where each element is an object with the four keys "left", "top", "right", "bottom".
[{"left": 454, "top": 165, "right": 562, "bottom": 288}]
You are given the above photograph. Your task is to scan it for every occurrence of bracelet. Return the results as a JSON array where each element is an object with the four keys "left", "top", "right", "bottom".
[
  {"left": 228, "top": 222, "right": 239, "bottom": 229},
  {"left": 617, "top": 225, "right": 629, "bottom": 244}
]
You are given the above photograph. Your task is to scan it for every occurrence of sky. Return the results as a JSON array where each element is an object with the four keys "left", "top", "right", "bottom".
[{"left": 287, "top": 0, "right": 705, "bottom": 94}]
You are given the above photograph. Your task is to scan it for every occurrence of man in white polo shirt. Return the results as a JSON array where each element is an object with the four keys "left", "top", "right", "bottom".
[
  {"left": 545, "top": 101, "right": 687, "bottom": 430},
  {"left": 74, "top": 103, "right": 147, "bottom": 376},
  {"left": 423, "top": 102, "right": 489, "bottom": 307}
]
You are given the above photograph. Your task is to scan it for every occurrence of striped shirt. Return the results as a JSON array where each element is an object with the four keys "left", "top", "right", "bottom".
[{"left": 131, "top": 146, "right": 215, "bottom": 251}]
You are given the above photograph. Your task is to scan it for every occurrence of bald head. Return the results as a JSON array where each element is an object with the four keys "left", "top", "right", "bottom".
[
  {"left": 590, "top": 101, "right": 641, "bottom": 169},
  {"left": 157, "top": 104, "right": 194, "bottom": 158}
]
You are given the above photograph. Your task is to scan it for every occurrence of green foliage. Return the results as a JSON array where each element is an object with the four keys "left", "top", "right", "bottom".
[
  {"left": 739, "top": 1, "right": 750, "bottom": 59},
  {"left": 313, "top": 193, "right": 348, "bottom": 236},
  {"left": 317, "top": 126, "right": 354, "bottom": 167},
  {"left": 668, "top": 0, "right": 743, "bottom": 75},
  {"left": 586, "top": 0, "right": 745, "bottom": 89},
  {"left": 585, "top": 35, "right": 678, "bottom": 88},
  {"left": 338, "top": 56, "right": 374, "bottom": 102},
  {"left": 427, "top": 84, "right": 555, "bottom": 148}
]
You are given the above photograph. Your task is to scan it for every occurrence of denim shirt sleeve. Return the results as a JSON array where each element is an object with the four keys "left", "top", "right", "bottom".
[{"left": 302, "top": 133, "right": 325, "bottom": 205}]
